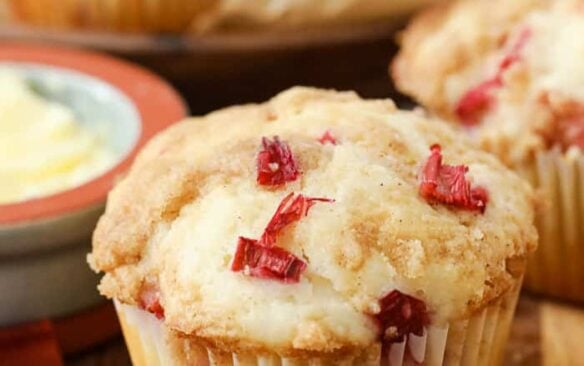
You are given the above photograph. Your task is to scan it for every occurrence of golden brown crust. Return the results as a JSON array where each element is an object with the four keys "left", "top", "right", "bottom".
[{"left": 90, "top": 87, "right": 537, "bottom": 356}]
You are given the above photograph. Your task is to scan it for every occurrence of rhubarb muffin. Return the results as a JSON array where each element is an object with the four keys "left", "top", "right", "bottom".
[
  {"left": 7, "top": 0, "right": 440, "bottom": 34},
  {"left": 393, "top": 0, "right": 584, "bottom": 302},
  {"left": 88, "top": 87, "right": 537, "bottom": 365}
]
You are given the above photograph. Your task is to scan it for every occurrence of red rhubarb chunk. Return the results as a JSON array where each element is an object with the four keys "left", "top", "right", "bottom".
[
  {"left": 261, "top": 193, "right": 334, "bottom": 247},
  {"left": 257, "top": 136, "right": 300, "bottom": 186},
  {"left": 139, "top": 286, "right": 165, "bottom": 319},
  {"left": 231, "top": 193, "right": 333, "bottom": 282},
  {"left": 377, "top": 290, "right": 430, "bottom": 343},
  {"left": 231, "top": 237, "right": 307, "bottom": 283},
  {"left": 455, "top": 78, "right": 502, "bottom": 126},
  {"left": 420, "top": 144, "right": 489, "bottom": 213},
  {"left": 318, "top": 130, "right": 337, "bottom": 145},
  {"left": 455, "top": 27, "right": 532, "bottom": 125},
  {"left": 499, "top": 27, "right": 532, "bottom": 70}
]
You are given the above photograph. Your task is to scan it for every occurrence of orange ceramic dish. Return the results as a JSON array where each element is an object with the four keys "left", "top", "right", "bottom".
[
  {"left": 0, "top": 43, "right": 186, "bottom": 224},
  {"left": 0, "top": 43, "right": 186, "bottom": 328}
]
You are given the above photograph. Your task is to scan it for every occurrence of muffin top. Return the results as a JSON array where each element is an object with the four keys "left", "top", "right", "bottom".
[
  {"left": 393, "top": 0, "right": 584, "bottom": 167},
  {"left": 89, "top": 87, "right": 536, "bottom": 356}
]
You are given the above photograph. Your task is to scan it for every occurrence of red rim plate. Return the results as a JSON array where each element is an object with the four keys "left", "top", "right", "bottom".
[{"left": 0, "top": 43, "right": 187, "bottom": 225}]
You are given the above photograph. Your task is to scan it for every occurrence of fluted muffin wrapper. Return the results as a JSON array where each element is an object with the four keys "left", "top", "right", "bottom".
[
  {"left": 7, "top": 0, "right": 208, "bottom": 33},
  {"left": 523, "top": 148, "right": 584, "bottom": 303},
  {"left": 114, "top": 280, "right": 521, "bottom": 366}
]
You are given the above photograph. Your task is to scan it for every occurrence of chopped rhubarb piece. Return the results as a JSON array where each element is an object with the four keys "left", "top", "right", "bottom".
[
  {"left": 257, "top": 136, "right": 300, "bottom": 186},
  {"left": 231, "top": 237, "right": 307, "bottom": 283},
  {"left": 139, "top": 285, "right": 165, "bottom": 319},
  {"left": 318, "top": 130, "right": 337, "bottom": 145},
  {"left": 231, "top": 193, "right": 333, "bottom": 282},
  {"left": 455, "top": 78, "right": 502, "bottom": 126},
  {"left": 499, "top": 27, "right": 532, "bottom": 70},
  {"left": 377, "top": 290, "right": 430, "bottom": 343},
  {"left": 420, "top": 145, "right": 489, "bottom": 213},
  {"left": 455, "top": 28, "right": 532, "bottom": 125},
  {"left": 261, "top": 193, "right": 334, "bottom": 247}
]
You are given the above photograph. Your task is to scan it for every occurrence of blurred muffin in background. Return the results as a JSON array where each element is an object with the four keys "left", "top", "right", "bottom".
[
  {"left": 392, "top": 0, "right": 584, "bottom": 302},
  {"left": 193, "top": 0, "right": 443, "bottom": 32},
  {"left": 6, "top": 0, "right": 442, "bottom": 34},
  {"left": 6, "top": 0, "right": 216, "bottom": 33}
]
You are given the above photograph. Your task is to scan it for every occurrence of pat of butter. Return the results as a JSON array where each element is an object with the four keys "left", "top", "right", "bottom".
[{"left": 0, "top": 69, "right": 116, "bottom": 205}]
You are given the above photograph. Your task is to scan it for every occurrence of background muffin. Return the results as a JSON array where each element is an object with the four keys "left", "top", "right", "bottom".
[
  {"left": 89, "top": 87, "right": 537, "bottom": 365},
  {"left": 193, "top": 0, "right": 442, "bottom": 32},
  {"left": 6, "top": 0, "right": 216, "bottom": 33},
  {"left": 6, "top": 0, "right": 441, "bottom": 33},
  {"left": 392, "top": 0, "right": 584, "bottom": 302}
]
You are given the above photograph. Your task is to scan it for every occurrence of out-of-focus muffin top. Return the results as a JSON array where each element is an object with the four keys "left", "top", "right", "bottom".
[
  {"left": 8, "top": 0, "right": 441, "bottom": 34},
  {"left": 89, "top": 87, "right": 536, "bottom": 356},
  {"left": 393, "top": 0, "right": 584, "bottom": 167},
  {"left": 194, "top": 0, "right": 441, "bottom": 31}
]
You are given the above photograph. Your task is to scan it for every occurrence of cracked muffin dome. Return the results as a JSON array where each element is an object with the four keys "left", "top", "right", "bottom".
[
  {"left": 392, "top": 0, "right": 584, "bottom": 167},
  {"left": 88, "top": 87, "right": 537, "bottom": 358}
]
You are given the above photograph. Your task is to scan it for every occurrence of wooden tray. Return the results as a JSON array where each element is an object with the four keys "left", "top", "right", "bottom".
[{"left": 508, "top": 294, "right": 584, "bottom": 366}]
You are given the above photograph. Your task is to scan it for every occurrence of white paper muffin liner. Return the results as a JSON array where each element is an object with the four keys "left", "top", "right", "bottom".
[
  {"left": 523, "top": 148, "right": 584, "bottom": 303},
  {"left": 114, "top": 280, "right": 521, "bottom": 366}
]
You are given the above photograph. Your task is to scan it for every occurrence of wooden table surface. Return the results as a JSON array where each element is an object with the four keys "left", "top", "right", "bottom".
[{"left": 67, "top": 293, "right": 584, "bottom": 366}]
